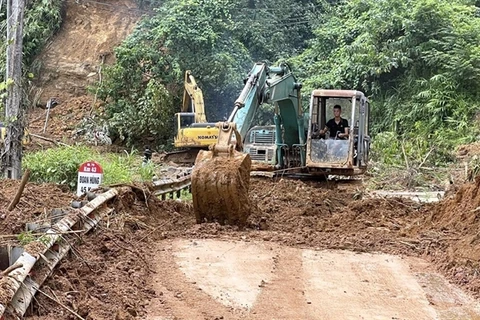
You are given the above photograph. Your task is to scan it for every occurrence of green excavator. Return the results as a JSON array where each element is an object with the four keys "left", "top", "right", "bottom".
[{"left": 191, "top": 62, "right": 371, "bottom": 226}]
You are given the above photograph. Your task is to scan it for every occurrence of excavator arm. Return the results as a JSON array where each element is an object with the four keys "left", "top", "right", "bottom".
[
  {"left": 191, "top": 62, "right": 302, "bottom": 226},
  {"left": 182, "top": 70, "right": 207, "bottom": 123}
]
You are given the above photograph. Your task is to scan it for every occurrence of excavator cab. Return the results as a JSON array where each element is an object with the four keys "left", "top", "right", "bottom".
[
  {"left": 175, "top": 112, "right": 195, "bottom": 130},
  {"left": 306, "top": 90, "right": 370, "bottom": 175},
  {"left": 173, "top": 112, "right": 218, "bottom": 148}
]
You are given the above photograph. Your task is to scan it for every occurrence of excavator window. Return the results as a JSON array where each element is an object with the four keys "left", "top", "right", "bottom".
[
  {"left": 179, "top": 113, "right": 195, "bottom": 128},
  {"left": 324, "top": 98, "right": 352, "bottom": 127}
]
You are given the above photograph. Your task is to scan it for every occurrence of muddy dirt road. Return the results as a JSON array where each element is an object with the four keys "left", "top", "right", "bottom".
[
  {"left": 146, "top": 239, "right": 480, "bottom": 320},
  {"left": 4, "top": 177, "right": 480, "bottom": 319}
]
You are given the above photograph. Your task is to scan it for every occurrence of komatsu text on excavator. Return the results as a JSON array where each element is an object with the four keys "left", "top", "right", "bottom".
[{"left": 191, "top": 62, "right": 370, "bottom": 226}]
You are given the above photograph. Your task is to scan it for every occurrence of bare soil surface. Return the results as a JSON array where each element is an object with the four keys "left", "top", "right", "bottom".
[
  {"left": 146, "top": 239, "right": 480, "bottom": 319},
  {"left": 6, "top": 0, "right": 480, "bottom": 318},
  {"left": 25, "top": 0, "right": 142, "bottom": 152},
  {"left": 0, "top": 176, "right": 475, "bottom": 319},
  {"left": 27, "top": 96, "right": 93, "bottom": 149},
  {"left": 0, "top": 180, "right": 73, "bottom": 235},
  {"left": 31, "top": 0, "right": 141, "bottom": 106}
]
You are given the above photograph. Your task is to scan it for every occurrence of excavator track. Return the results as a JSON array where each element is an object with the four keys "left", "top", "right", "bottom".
[
  {"left": 191, "top": 149, "right": 252, "bottom": 227},
  {"left": 163, "top": 148, "right": 201, "bottom": 165}
]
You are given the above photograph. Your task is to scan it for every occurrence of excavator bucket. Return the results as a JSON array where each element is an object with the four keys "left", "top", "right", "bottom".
[{"left": 191, "top": 124, "right": 252, "bottom": 227}]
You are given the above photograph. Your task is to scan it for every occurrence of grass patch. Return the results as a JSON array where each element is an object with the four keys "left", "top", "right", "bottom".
[{"left": 23, "top": 145, "right": 160, "bottom": 190}]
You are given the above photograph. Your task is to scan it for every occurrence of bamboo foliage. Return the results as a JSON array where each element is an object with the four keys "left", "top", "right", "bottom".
[{"left": 293, "top": 0, "right": 480, "bottom": 165}]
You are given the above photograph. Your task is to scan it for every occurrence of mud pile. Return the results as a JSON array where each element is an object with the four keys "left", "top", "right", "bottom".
[
  {"left": 247, "top": 178, "right": 423, "bottom": 254},
  {"left": 0, "top": 180, "right": 73, "bottom": 235},
  {"left": 10, "top": 175, "right": 480, "bottom": 318},
  {"left": 28, "top": 96, "right": 92, "bottom": 141},
  {"left": 23, "top": 187, "right": 193, "bottom": 319},
  {"left": 416, "top": 176, "right": 480, "bottom": 295}
]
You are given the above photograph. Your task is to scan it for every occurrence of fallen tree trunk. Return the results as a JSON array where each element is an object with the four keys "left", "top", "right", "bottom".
[{"left": 7, "top": 169, "right": 30, "bottom": 211}]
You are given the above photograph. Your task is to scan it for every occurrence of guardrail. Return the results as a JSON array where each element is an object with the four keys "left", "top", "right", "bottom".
[
  {"left": 0, "top": 168, "right": 192, "bottom": 318},
  {"left": 151, "top": 167, "right": 192, "bottom": 199},
  {"left": 0, "top": 188, "right": 120, "bottom": 320}
]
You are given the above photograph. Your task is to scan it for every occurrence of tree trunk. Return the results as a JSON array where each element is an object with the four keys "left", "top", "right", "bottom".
[{"left": 2, "top": 0, "right": 26, "bottom": 179}]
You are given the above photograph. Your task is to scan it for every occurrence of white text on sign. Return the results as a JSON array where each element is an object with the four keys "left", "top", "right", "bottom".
[{"left": 78, "top": 176, "right": 101, "bottom": 184}]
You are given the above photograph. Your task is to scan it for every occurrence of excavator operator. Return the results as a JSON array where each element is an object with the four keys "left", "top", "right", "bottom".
[{"left": 319, "top": 104, "right": 349, "bottom": 140}]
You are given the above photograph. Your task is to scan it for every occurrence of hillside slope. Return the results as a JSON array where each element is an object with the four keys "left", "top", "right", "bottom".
[{"left": 31, "top": 0, "right": 141, "bottom": 106}]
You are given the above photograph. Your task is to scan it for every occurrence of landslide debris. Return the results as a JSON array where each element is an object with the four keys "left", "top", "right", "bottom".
[{"left": 3, "top": 173, "right": 480, "bottom": 318}]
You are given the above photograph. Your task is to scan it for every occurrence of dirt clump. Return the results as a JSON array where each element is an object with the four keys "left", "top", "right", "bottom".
[
  {"left": 457, "top": 142, "right": 480, "bottom": 158},
  {"left": 192, "top": 150, "right": 251, "bottom": 227},
  {"left": 0, "top": 180, "right": 74, "bottom": 235},
  {"left": 413, "top": 175, "right": 480, "bottom": 296},
  {"left": 28, "top": 96, "right": 92, "bottom": 141},
  {"left": 26, "top": 95, "right": 129, "bottom": 153}
]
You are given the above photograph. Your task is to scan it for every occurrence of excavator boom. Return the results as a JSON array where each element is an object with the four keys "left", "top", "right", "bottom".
[
  {"left": 182, "top": 70, "right": 207, "bottom": 123},
  {"left": 168, "top": 71, "right": 219, "bottom": 164},
  {"left": 191, "top": 62, "right": 302, "bottom": 226}
]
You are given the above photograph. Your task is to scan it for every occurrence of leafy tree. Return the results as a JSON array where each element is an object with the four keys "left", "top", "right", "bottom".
[
  {"left": 97, "top": 0, "right": 318, "bottom": 148},
  {"left": 233, "top": 0, "right": 316, "bottom": 62},
  {"left": 0, "top": 0, "right": 63, "bottom": 81},
  {"left": 293, "top": 0, "right": 480, "bottom": 165},
  {"left": 96, "top": 0, "right": 254, "bottom": 147},
  {"left": 23, "top": 0, "right": 63, "bottom": 65}
]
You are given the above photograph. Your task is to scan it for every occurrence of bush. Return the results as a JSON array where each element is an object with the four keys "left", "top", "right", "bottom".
[
  {"left": 23, "top": 145, "right": 94, "bottom": 188},
  {"left": 23, "top": 146, "right": 158, "bottom": 190}
]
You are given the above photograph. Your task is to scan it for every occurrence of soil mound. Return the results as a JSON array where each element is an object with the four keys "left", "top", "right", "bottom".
[
  {"left": 416, "top": 176, "right": 480, "bottom": 294},
  {"left": 247, "top": 178, "right": 423, "bottom": 253},
  {"left": 26, "top": 186, "right": 194, "bottom": 319},
  {"left": 27, "top": 96, "right": 92, "bottom": 141},
  {"left": 0, "top": 180, "right": 73, "bottom": 234}
]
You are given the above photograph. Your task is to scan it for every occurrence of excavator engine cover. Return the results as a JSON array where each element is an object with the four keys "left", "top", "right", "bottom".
[{"left": 191, "top": 148, "right": 251, "bottom": 227}]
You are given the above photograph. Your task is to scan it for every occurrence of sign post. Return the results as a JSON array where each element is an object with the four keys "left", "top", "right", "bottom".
[{"left": 77, "top": 161, "right": 103, "bottom": 197}]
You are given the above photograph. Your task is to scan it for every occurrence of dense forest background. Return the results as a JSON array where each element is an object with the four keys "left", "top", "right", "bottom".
[{"left": 2, "top": 0, "right": 480, "bottom": 167}]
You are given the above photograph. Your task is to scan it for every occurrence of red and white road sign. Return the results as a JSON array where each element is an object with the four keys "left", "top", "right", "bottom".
[{"left": 77, "top": 161, "right": 103, "bottom": 197}]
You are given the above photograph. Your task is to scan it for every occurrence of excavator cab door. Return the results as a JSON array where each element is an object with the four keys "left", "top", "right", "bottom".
[{"left": 173, "top": 112, "right": 195, "bottom": 145}]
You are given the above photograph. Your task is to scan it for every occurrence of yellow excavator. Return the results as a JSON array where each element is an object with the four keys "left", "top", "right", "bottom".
[
  {"left": 191, "top": 62, "right": 371, "bottom": 226},
  {"left": 165, "top": 70, "right": 219, "bottom": 164}
]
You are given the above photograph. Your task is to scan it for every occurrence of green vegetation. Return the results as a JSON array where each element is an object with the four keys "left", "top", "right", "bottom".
[
  {"left": 95, "top": 0, "right": 317, "bottom": 147},
  {"left": 23, "top": 145, "right": 159, "bottom": 189},
  {"left": 92, "top": 0, "right": 480, "bottom": 169},
  {"left": 0, "top": 0, "right": 63, "bottom": 117},
  {"left": 0, "top": 0, "right": 63, "bottom": 80},
  {"left": 17, "top": 231, "right": 35, "bottom": 246},
  {"left": 2, "top": 0, "right": 480, "bottom": 188},
  {"left": 292, "top": 0, "right": 480, "bottom": 166}
]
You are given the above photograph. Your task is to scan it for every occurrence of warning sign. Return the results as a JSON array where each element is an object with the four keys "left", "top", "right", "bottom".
[{"left": 77, "top": 161, "right": 103, "bottom": 197}]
